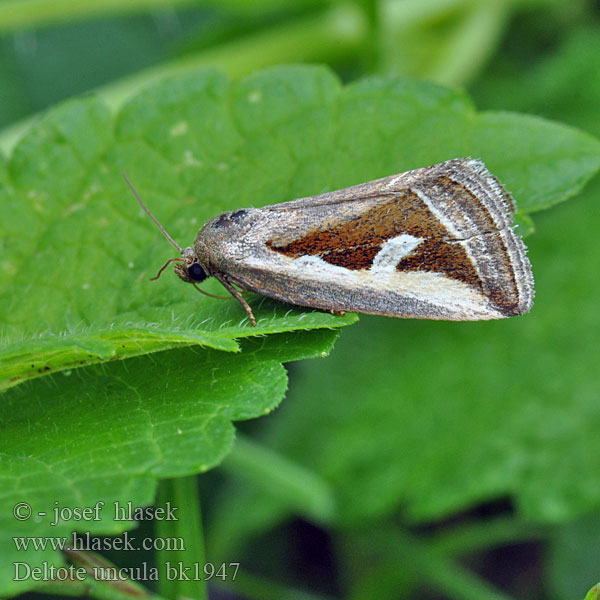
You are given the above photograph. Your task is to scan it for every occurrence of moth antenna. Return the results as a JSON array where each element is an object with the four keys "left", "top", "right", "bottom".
[
  {"left": 151, "top": 257, "right": 184, "bottom": 281},
  {"left": 122, "top": 172, "right": 184, "bottom": 254},
  {"left": 192, "top": 283, "right": 235, "bottom": 301}
]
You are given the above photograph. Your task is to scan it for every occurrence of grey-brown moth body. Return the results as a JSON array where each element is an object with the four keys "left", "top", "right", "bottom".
[{"left": 127, "top": 158, "right": 534, "bottom": 327}]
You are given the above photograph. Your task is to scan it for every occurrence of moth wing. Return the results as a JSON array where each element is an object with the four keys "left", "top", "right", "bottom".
[
  {"left": 210, "top": 159, "right": 534, "bottom": 320},
  {"left": 263, "top": 157, "right": 516, "bottom": 215}
]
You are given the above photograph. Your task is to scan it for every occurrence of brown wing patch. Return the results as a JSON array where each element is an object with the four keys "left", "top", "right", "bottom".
[
  {"left": 267, "top": 189, "right": 482, "bottom": 289},
  {"left": 394, "top": 238, "right": 481, "bottom": 290}
]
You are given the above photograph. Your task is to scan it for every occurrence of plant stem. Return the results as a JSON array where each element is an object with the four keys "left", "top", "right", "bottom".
[
  {"left": 430, "top": 516, "right": 546, "bottom": 556},
  {"left": 223, "top": 434, "right": 336, "bottom": 523},
  {"left": 429, "top": 0, "right": 511, "bottom": 86},
  {"left": 216, "top": 567, "right": 336, "bottom": 600},
  {"left": 155, "top": 475, "right": 206, "bottom": 600},
  {"left": 348, "top": 525, "right": 518, "bottom": 600},
  {"left": 393, "top": 528, "right": 517, "bottom": 600},
  {"left": 0, "top": 0, "right": 198, "bottom": 32},
  {"left": 91, "top": 2, "right": 366, "bottom": 109},
  {"left": 0, "top": 2, "right": 368, "bottom": 154}
]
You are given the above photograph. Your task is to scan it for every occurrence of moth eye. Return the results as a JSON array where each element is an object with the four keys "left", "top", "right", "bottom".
[{"left": 187, "top": 263, "right": 207, "bottom": 282}]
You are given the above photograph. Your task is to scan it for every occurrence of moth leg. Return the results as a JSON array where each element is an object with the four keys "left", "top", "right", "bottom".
[
  {"left": 330, "top": 309, "right": 347, "bottom": 316},
  {"left": 214, "top": 274, "right": 257, "bottom": 327},
  {"left": 231, "top": 282, "right": 250, "bottom": 294}
]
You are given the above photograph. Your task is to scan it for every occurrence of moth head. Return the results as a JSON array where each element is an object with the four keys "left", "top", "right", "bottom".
[
  {"left": 172, "top": 247, "right": 208, "bottom": 284},
  {"left": 123, "top": 173, "right": 211, "bottom": 288}
]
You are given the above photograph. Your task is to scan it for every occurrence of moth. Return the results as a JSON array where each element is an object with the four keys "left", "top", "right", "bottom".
[{"left": 125, "top": 158, "right": 534, "bottom": 326}]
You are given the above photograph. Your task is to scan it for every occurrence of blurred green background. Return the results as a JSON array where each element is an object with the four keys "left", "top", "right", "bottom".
[{"left": 2, "top": 1, "right": 600, "bottom": 599}]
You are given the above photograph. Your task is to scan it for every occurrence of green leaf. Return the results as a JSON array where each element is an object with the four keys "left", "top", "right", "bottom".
[
  {"left": 2, "top": 65, "right": 600, "bottom": 596},
  {"left": 0, "top": 328, "right": 338, "bottom": 596},
  {"left": 2, "top": 66, "right": 599, "bottom": 390},
  {"left": 0, "top": 69, "right": 363, "bottom": 391},
  {"left": 472, "top": 28, "right": 600, "bottom": 138},
  {"left": 585, "top": 585, "right": 600, "bottom": 600},
  {"left": 466, "top": 111, "right": 600, "bottom": 213},
  {"left": 208, "top": 173, "right": 600, "bottom": 562}
]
